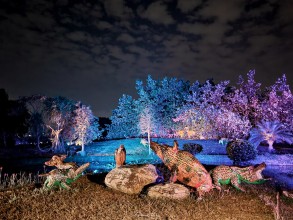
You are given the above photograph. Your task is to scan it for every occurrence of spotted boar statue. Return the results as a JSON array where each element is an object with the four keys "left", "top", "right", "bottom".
[{"left": 150, "top": 141, "right": 213, "bottom": 198}]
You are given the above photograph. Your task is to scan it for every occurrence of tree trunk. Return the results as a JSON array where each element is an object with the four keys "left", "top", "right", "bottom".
[
  {"left": 36, "top": 134, "right": 40, "bottom": 150},
  {"left": 148, "top": 129, "right": 151, "bottom": 155},
  {"left": 268, "top": 140, "right": 274, "bottom": 152},
  {"left": 79, "top": 137, "right": 86, "bottom": 156},
  {"left": 3, "top": 132, "right": 7, "bottom": 147}
]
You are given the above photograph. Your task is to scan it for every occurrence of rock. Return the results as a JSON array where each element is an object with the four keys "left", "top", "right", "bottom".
[
  {"left": 147, "top": 183, "right": 190, "bottom": 200},
  {"left": 105, "top": 164, "right": 161, "bottom": 195}
]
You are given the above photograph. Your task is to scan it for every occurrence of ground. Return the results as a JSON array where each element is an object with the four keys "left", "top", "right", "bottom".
[{"left": 1, "top": 173, "right": 293, "bottom": 220}]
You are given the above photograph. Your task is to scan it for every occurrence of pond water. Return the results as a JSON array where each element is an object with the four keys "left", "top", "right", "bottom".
[{"left": 1, "top": 138, "right": 292, "bottom": 190}]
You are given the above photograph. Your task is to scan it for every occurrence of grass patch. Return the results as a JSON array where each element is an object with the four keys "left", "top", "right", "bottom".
[{"left": 0, "top": 173, "right": 292, "bottom": 220}]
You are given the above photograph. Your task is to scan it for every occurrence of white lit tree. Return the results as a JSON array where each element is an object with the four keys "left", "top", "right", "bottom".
[
  {"left": 139, "top": 106, "right": 155, "bottom": 154},
  {"left": 73, "top": 103, "right": 102, "bottom": 156}
]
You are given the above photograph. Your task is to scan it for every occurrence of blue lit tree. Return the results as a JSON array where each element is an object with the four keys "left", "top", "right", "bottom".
[
  {"left": 107, "top": 94, "right": 139, "bottom": 139},
  {"left": 136, "top": 75, "right": 189, "bottom": 137}
]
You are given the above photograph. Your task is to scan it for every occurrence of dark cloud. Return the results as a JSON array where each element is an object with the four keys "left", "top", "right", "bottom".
[
  {"left": 140, "top": 1, "right": 175, "bottom": 25},
  {"left": 177, "top": 0, "right": 201, "bottom": 13},
  {"left": 0, "top": 0, "right": 292, "bottom": 117}
]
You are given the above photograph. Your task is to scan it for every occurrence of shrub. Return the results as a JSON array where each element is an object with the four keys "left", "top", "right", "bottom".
[
  {"left": 183, "top": 143, "right": 203, "bottom": 154},
  {"left": 226, "top": 140, "right": 257, "bottom": 164},
  {"left": 249, "top": 120, "right": 293, "bottom": 152}
]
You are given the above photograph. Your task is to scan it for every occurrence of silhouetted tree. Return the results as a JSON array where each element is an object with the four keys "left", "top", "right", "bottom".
[{"left": 22, "top": 95, "right": 48, "bottom": 151}]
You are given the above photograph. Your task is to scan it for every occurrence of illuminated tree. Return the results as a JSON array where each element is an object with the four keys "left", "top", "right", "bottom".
[
  {"left": 233, "top": 70, "right": 262, "bottom": 126},
  {"left": 261, "top": 74, "right": 293, "bottom": 131},
  {"left": 136, "top": 75, "right": 189, "bottom": 137},
  {"left": 139, "top": 107, "right": 155, "bottom": 154},
  {"left": 73, "top": 103, "right": 102, "bottom": 156},
  {"left": 212, "top": 108, "right": 251, "bottom": 139},
  {"left": 107, "top": 94, "right": 139, "bottom": 139},
  {"left": 173, "top": 106, "right": 211, "bottom": 139},
  {"left": 43, "top": 96, "right": 76, "bottom": 153}
]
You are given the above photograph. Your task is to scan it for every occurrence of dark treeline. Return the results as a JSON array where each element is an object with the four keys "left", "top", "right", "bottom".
[
  {"left": 0, "top": 89, "right": 28, "bottom": 147},
  {"left": 0, "top": 90, "right": 103, "bottom": 154}
]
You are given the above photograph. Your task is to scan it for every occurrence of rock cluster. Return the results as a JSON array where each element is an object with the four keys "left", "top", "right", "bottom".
[
  {"left": 105, "top": 164, "right": 191, "bottom": 199},
  {"left": 105, "top": 164, "right": 160, "bottom": 195}
]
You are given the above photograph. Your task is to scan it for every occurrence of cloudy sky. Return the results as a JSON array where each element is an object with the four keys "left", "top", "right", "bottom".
[{"left": 0, "top": 0, "right": 292, "bottom": 117}]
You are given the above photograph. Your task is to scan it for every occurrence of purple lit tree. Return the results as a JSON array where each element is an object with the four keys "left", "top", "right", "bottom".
[
  {"left": 261, "top": 74, "right": 293, "bottom": 131},
  {"left": 233, "top": 70, "right": 262, "bottom": 126}
]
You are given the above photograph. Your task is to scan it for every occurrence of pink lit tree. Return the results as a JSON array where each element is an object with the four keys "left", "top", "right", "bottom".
[{"left": 212, "top": 108, "right": 251, "bottom": 139}]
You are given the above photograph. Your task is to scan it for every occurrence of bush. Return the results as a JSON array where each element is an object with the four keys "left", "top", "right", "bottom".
[
  {"left": 226, "top": 140, "right": 257, "bottom": 164},
  {"left": 183, "top": 143, "right": 203, "bottom": 154}
]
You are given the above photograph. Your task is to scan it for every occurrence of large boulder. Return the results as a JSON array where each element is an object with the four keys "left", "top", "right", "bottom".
[
  {"left": 105, "top": 164, "right": 161, "bottom": 195},
  {"left": 147, "top": 183, "right": 190, "bottom": 200}
]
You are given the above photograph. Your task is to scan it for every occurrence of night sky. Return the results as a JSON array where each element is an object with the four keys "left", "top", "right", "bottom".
[{"left": 0, "top": 0, "right": 292, "bottom": 117}]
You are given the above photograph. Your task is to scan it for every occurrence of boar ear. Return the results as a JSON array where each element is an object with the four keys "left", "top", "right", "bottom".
[
  {"left": 258, "top": 162, "right": 266, "bottom": 168},
  {"left": 60, "top": 155, "right": 67, "bottom": 161},
  {"left": 255, "top": 162, "right": 266, "bottom": 170}
]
